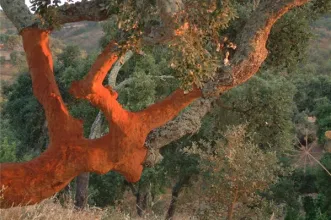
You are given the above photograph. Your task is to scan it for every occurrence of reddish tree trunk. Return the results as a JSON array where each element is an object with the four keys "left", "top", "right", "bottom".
[{"left": 0, "top": 28, "right": 201, "bottom": 208}]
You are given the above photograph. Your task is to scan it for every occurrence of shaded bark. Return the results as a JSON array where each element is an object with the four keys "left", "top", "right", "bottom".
[
  {"left": 166, "top": 176, "right": 191, "bottom": 220},
  {"left": 136, "top": 191, "right": 147, "bottom": 217},
  {"left": 74, "top": 172, "right": 89, "bottom": 209},
  {"left": 74, "top": 110, "right": 103, "bottom": 210},
  {"left": 127, "top": 181, "right": 153, "bottom": 217}
]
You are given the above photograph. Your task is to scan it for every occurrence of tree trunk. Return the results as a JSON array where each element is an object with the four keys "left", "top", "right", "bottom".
[
  {"left": 126, "top": 182, "right": 146, "bottom": 217},
  {"left": 136, "top": 192, "right": 145, "bottom": 217},
  {"left": 166, "top": 176, "right": 191, "bottom": 220},
  {"left": 74, "top": 112, "right": 103, "bottom": 209},
  {"left": 136, "top": 183, "right": 153, "bottom": 217},
  {"left": 227, "top": 188, "right": 238, "bottom": 220},
  {"left": 74, "top": 172, "right": 89, "bottom": 209}
]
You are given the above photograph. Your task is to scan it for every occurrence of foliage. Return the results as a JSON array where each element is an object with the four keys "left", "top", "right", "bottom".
[
  {"left": 1, "top": 74, "right": 47, "bottom": 157},
  {"left": 269, "top": 154, "right": 331, "bottom": 219},
  {"left": 183, "top": 125, "right": 282, "bottom": 219},
  {"left": 0, "top": 34, "right": 21, "bottom": 50},
  {"left": 118, "top": 52, "right": 177, "bottom": 111},
  {"left": 315, "top": 153, "right": 331, "bottom": 217},
  {"left": 168, "top": 0, "right": 237, "bottom": 89},
  {"left": 0, "top": 137, "right": 17, "bottom": 163},
  {"left": 57, "top": 45, "right": 82, "bottom": 68},
  {"left": 293, "top": 74, "right": 331, "bottom": 113},
  {"left": 291, "top": 73, "right": 331, "bottom": 143},
  {"left": 88, "top": 172, "right": 126, "bottom": 207},
  {"left": 201, "top": 73, "right": 296, "bottom": 153},
  {"left": 266, "top": 7, "right": 312, "bottom": 71},
  {"left": 315, "top": 98, "right": 331, "bottom": 143}
]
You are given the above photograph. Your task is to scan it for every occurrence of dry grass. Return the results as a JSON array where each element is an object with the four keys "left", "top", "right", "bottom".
[
  {"left": 0, "top": 199, "right": 107, "bottom": 220},
  {"left": 0, "top": 197, "right": 169, "bottom": 220}
]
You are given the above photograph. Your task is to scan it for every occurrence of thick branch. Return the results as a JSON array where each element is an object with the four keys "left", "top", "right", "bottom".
[
  {"left": 203, "top": 0, "right": 309, "bottom": 96},
  {"left": 147, "top": 0, "right": 309, "bottom": 163},
  {"left": 137, "top": 88, "right": 202, "bottom": 131},
  {"left": 69, "top": 42, "right": 130, "bottom": 125},
  {"left": 0, "top": 29, "right": 145, "bottom": 208},
  {"left": 108, "top": 50, "right": 134, "bottom": 86},
  {"left": 21, "top": 28, "right": 83, "bottom": 142},
  {"left": 51, "top": 0, "right": 113, "bottom": 25},
  {"left": 0, "top": 0, "right": 37, "bottom": 31},
  {"left": 145, "top": 98, "right": 214, "bottom": 165},
  {"left": 0, "top": 0, "right": 115, "bottom": 32}
]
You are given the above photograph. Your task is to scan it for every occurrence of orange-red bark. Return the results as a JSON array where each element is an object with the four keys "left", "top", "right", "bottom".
[{"left": 0, "top": 28, "right": 201, "bottom": 208}]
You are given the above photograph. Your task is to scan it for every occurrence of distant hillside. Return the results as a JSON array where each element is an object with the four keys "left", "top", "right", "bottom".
[
  {"left": 302, "top": 14, "right": 331, "bottom": 75},
  {"left": 0, "top": 11, "right": 103, "bottom": 52},
  {"left": 0, "top": 11, "right": 103, "bottom": 83},
  {"left": 52, "top": 22, "right": 103, "bottom": 52},
  {"left": 0, "top": 11, "right": 330, "bottom": 84}
]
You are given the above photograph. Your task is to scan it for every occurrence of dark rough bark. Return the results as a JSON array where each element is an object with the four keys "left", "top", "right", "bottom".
[
  {"left": 126, "top": 182, "right": 146, "bottom": 217},
  {"left": 132, "top": 182, "right": 152, "bottom": 217},
  {"left": 136, "top": 191, "right": 146, "bottom": 217},
  {"left": 166, "top": 176, "right": 191, "bottom": 220},
  {"left": 74, "top": 172, "right": 89, "bottom": 209},
  {"left": 50, "top": 0, "right": 112, "bottom": 25}
]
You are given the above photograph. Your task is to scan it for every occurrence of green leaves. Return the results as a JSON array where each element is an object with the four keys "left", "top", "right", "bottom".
[{"left": 183, "top": 125, "right": 282, "bottom": 218}]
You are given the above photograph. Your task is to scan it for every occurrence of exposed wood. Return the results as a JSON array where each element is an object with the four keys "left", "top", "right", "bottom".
[
  {"left": 74, "top": 50, "right": 133, "bottom": 210},
  {"left": 0, "top": 28, "right": 200, "bottom": 207},
  {"left": 0, "top": 0, "right": 309, "bottom": 208}
]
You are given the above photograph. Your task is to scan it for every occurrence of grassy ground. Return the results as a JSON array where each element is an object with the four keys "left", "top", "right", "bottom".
[{"left": 0, "top": 198, "right": 163, "bottom": 220}]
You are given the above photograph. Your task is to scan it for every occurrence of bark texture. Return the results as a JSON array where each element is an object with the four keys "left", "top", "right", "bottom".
[
  {"left": 0, "top": 0, "right": 308, "bottom": 208},
  {"left": 166, "top": 176, "right": 191, "bottom": 220},
  {"left": 147, "top": 0, "right": 309, "bottom": 164},
  {"left": 0, "top": 28, "right": 201, "bottom": 208},
  {"left": 74, "top": 51, "right": 133, "bottom": 210}
]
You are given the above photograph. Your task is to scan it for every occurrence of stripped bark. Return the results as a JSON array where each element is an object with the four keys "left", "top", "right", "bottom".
[
  {"left": 74, "top": 51, "right": 133, "bottom": 210},
  {"left": 0, "top": 0, "right": 309, "bottom": 208}
]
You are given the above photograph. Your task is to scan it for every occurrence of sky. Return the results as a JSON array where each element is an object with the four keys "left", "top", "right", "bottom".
[
  {"left": 2, "top": 1, "right": 82, "bottom": 11},
  {"left": 24, "top": 0, "right": 82, "bottom": 7}
]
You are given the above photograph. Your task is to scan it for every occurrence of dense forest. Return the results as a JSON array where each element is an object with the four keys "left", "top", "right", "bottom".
[{"left": 0, "top": 0, "right": 331, "bottom": 219}]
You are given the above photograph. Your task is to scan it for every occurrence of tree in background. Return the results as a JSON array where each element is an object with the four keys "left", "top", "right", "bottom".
[
  {"left": 181, "top": 125, "right": 282, "bottom": 220},
  {"left": 0, "top": 0, "right": 326, "bottom": 208}
]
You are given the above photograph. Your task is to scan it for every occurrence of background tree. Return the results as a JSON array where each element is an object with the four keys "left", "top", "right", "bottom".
[{"left": 182, "top": 125, "right": 282, "bottom": 219}]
